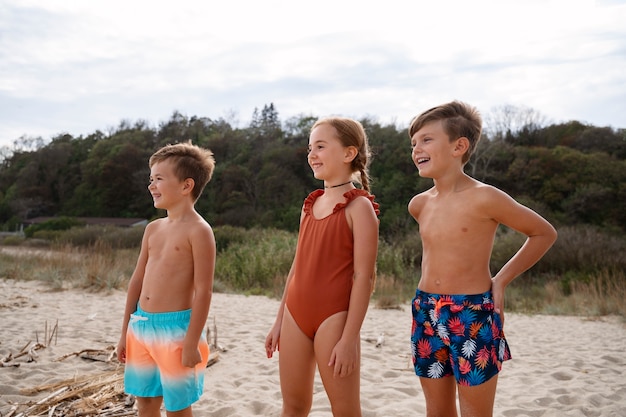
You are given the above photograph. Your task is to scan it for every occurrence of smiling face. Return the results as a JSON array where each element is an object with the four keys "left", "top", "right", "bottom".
[
  {"left": 148, "top": 159, "right": 186, "bottom": 209},
  {"left": 307, "top": 123, "right": 351, "bottom": 182},
  {"left": 410, "top": 120, "right": 460, "bottom": 178}
]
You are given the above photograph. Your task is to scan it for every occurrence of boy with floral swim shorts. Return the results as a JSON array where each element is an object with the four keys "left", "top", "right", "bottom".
[
  {"left": 117, "top": 142, "right": 216, "bottom": 417},
  {"left": 407, "top": 101, "right": 557, "bottom": 416}
]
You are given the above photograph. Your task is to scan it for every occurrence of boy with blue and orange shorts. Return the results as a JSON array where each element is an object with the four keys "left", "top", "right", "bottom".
[{"left": 117, "top": 143, "right": 216, "bottom": 416}]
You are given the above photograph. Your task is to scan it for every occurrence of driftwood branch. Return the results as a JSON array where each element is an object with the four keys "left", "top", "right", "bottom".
[{"left": 6, "top": 316, "right": 226, "bottom": 415}]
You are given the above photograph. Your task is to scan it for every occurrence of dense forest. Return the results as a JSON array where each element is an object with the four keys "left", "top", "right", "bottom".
[{"left": 0, "top": 103, "right": 625, "bottom": 241}]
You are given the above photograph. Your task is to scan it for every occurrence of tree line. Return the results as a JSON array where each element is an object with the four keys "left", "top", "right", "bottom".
[{"left": 1, "top": 103, "right": 624, "bottom": 240}]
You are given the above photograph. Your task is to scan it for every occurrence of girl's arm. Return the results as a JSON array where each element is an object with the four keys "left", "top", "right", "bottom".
[
  {"left": 265, "top": 257, "right": 296, "bottom": 358},
  {"left": 329, "top": 196, "right": 379, "bottom": 377},
  {"left": 265, "top": 207, "right": 304, "bottom": 358}
]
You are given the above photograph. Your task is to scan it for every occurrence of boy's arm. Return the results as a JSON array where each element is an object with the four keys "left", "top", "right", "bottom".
[
  {"left": 182, "top": 222, "right": 216, "bottom": 367},
  {"left": 117, "top": 224, "right": 151, "bottom": 363},
  {"left": 487, "top": 187, "right": 558, "bottom": 316},
  {"left": 330, "top": 196, "right": 379, "bottom": 378}
]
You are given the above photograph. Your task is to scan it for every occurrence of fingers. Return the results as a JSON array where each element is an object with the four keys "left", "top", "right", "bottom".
[
  {"left": 265, "top": 335, "right": 277, "bottom": 358},
  {"left": 332, "top": 361, "right": 355, "bottom": 378},
  {"left": 116, "top": 347, "right": 126, "bottom": 363}
]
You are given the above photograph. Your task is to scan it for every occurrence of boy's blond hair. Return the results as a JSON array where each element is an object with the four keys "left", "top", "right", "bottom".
[
  {"left": 409, "top": 100, "right": 482, "bottom": 164},
  {"left": 149, "top": 142, "right": 215, "bottom": 201}
]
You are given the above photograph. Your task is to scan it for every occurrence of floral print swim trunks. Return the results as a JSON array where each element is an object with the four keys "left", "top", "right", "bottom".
[{"left": 411, "top": 289, "right": 511, "bottom": 386}]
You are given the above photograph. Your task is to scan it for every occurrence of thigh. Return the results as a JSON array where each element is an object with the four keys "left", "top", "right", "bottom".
[
  {"left": 419, "top": 376, "right": 458, "bottom": 417},
  {"left": 457, "top": 374, "right": 498, "bottom": 417},
  {"left": 279, "top": 307, "right": 316, "bottom": 414},
  {"left": 315, "top": 312, "right": 362, "bottom": 417}
]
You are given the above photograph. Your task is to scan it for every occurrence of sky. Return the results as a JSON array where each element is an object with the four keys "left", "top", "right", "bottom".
[{"left": 1, "top": 0, "right": 625, "bottom": 148}]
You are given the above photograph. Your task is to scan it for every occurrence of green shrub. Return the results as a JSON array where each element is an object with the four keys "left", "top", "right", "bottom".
[
  {"left": 24, "top": 217, "right": 85, "bottom": 238},
  {"left": 213, "top": 225, "right": 251, "bottom": 253},
  {"left": 215, "top": 227, "right": 296, "bottom": 296},
  {"left": 1, "top": 235, "right": 25, "bottom": 246},
  {"left": 54, "top": 225, "right": 144, "bottom": 249}
]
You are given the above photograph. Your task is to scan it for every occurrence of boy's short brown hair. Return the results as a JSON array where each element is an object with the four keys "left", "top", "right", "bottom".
[
  {"left": 149, "top": 142, "right": 215, "bottom": 201},
  {"left": 409, "top": 100, "right": 482, "bottom": 164}
]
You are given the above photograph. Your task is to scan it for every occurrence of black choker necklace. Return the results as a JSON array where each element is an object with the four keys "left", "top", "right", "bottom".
[{"left": 325, "top": 181, "right": 352, "bottom": 189}]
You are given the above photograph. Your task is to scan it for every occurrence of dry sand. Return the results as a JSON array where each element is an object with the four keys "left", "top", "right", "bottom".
[{"left": 1, "top": 278, "right": 625, "bottom": 416}]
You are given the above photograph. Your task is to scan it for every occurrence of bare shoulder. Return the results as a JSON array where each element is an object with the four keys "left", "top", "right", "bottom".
[
  {"left": 408, "top": 187, "right": 435, "bottom": 218},
  {"left": 471, "top": 182, "right": 518, "bottom": 209},
  {"left": 144, "top": 217, "right": 164, "bottom": 234},
  {"left": 188, "top": 216, "right": 215, "bottom": 240},
  {"left": 345, "top": 194, "right": 378, "bottom": 222},
  {"left": 349, "top": 194, "right": 377, "bottom": 211}
]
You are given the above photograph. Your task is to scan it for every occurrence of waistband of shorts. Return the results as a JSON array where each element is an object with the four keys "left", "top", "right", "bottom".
[
  {"left": 132, "top": 304, "right": 192, "bottom": 323},
  {"left": 413, "top": 289, "right": 494, "bottom": 308}
]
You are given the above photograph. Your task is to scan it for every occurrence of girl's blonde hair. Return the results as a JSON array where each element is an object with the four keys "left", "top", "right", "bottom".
[{"left": 312, "top": 117, "right": 373, "bottom": 192}]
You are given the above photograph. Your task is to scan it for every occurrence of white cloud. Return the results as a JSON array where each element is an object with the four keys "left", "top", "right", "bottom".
[{"left": 1, "top": 0, "right": 625, "bottom": 147}]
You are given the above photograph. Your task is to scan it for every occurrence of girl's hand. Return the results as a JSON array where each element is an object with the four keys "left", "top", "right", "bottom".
[
  {"left": 265, "top": 322, "right": 281, "bottom": 358},
  {"left": 328, "top": 338, "right": 358, "bottom": 378}
]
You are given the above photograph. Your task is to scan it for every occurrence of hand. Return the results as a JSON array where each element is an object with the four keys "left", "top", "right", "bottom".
[
  {"left": 328, "top": 338, "right": 358, "bottom": 378},
  {"left": 491, "top": 277, "right": 506, "bottom": 326},
  {"left": 181, "top": 345, "right": 202, "bottom": 368},
  {"left": 116, "top": 337, "right": 127, "bottom": 364},
  {"left": 265, "top": 322, "right": 281, "bottom": 359}
]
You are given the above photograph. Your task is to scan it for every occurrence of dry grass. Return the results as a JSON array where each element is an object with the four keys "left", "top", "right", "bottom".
[
  {"left": 0, "top": 244, "right": 136, "bottom": 291},
  {"left": 505, "top": 269, "right": 626, "bottom": 317},
  {"left": 1, "top": 230, "right": 624, "bottom": 318}
]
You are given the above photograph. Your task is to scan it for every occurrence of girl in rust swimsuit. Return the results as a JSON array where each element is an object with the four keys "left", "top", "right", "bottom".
[{"left": 265, "top": 117, "right": 379, "bottom": 417}]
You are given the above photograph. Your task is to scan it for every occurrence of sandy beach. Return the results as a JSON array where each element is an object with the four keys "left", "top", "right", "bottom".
[{"left": 1, "top": 278, "right": 625, "bottom": 416}]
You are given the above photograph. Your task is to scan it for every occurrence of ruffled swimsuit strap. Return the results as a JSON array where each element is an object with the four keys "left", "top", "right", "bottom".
[
  {"left": 303, "top": 188, "right": 380, "bottom": 216},
  {"left": 335, "top": 189, "right": 380, "bottom": 216},
  {"left": 302, "top": 189, "right": 325, "bottom": 216}
]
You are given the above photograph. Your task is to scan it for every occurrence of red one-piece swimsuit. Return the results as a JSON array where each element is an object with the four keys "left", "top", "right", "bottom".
[{"left": 286, "top": 188, "right": 379, "bottom": 339}]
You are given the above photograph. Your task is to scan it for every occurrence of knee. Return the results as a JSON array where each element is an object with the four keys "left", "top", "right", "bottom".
[
  {"left": 136, "top": 396, "right": 162, "bottom": 416},
  {"left": 282, "top": 402, "right": 311, "bottom": 417}
]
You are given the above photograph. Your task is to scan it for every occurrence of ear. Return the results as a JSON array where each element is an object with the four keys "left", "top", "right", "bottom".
[
  {"left": 343, "top": 146, "right": 358, "bottom": 163},
  {"left": 453, "top": 137, "right": 470, "bottom": 157},
  {"left": 181, "top": 178, "right": 195, "bottom": 195}
]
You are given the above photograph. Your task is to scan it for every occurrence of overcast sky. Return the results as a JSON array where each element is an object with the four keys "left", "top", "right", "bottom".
[{"left": 1, "top": 0, "right": 625, "bottom": 148}]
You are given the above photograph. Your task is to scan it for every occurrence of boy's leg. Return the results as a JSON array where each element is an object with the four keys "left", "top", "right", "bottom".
[
  {"left": 457, "top": 375, "right": 498, "bottom": 417},
  {"left": 315, "top": 312, "right": 361, "bottom": 417},
  {"left": 279, "top": 308, "right": 316, "bottom": 417},
  {"left": 419, "top": 376, "right": 458, "bottom": 417},
  {"left": 165, "top": 405, "right": 193, "bottom": 417},
  {"left": 136, "top": 396, "right": 163, "bottom": 417}
]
